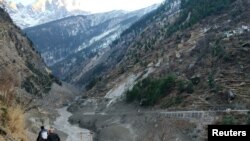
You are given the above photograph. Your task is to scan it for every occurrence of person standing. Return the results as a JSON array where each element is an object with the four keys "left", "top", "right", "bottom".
[
  {"left": 37, "top": 126, "right": 48, "bottom": 141},
  {"left": 47, "top": 128, "right": 61, "bottom": 141}
]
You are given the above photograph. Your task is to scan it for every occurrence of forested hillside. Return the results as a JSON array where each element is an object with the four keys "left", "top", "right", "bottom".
[{"left": 84, "top": 0, "right": 250, "bottom": 109}]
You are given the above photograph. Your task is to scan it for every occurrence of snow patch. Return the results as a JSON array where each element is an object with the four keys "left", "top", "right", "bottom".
[
  {"left": 224, "top": 25, "right": 250, "bottom": 38},
  {"left": 142, "top": 67, "right": 155, "bottom": 80},
  {"left": 76, "top": 26, "right": 122, "bottom": 52}
]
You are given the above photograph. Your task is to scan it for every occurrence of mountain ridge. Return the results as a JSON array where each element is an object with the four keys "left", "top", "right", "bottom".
[
  {"left": 82, "top": 0, "right": 250, "bottom": 109},
  {"left": 0, "top": 0, "right": 89, "bottom": 28},
  {"left": 24, "top": 4, "right": 159, "bottom": 81}
]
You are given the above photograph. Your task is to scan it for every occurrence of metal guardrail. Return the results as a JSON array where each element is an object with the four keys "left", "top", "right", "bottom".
[{"left": 81, "top": 109, "right": 250, "bottom": 120}]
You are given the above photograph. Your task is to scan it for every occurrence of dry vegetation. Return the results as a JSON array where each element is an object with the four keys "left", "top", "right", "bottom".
[
  {"left": 0, "top": 7, "right": 61, "bottom": 141},
  {"left": 0, "top": 70, "right": 28, "bottom": 141}
]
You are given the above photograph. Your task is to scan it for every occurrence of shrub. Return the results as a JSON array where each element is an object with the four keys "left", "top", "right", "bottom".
[
  {"left": 0, "top": 106, "right": 8, "bottom": 127},
  {"left": 0, "top": 69, "right": 28, "bottom": 140},
  {"left": 25, "top": 62, "right": 55, "bottom": 94},
  {"left": 160, "top": 96, "right": 184, "bottom": 109},
  {"left": 222, "top": 115, "right": 237, "bottom": 125},
  {"left": 6, "top": 106, "right": 28, "bottom": 141},
  {"left": 21, "top": 77, "right": 38, "bottom": 95},
  {"left": 186, "top": 81, "right": 194, "bottom": 94},
  {"left": 126, "top": 75, "right": 177, "bottom": 106},
  {"left": 212, "top": 44, "right": 225, "bottom": 58},
  {"left": 208, "top": 73, "right": 215, "bottom": 89},
  {"left": 247, "top": 112, "right": 250, "bottom": 125},
  {"left": 177, "top": 80, "right": 186, "bottom": 93},
  {"left": 0, "top": 91, "right": 28, "bottom": 141}
]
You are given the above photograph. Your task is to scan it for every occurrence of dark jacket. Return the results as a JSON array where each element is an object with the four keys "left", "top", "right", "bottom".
[{"left": 47, "top": 133, "right": 60, "bottom": 141}]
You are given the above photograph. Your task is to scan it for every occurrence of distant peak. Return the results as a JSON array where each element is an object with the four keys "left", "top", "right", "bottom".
[
  {"left": 9, "top": 1, "right": 17, "bottom": 10},
  {"left": 32, "top": 0, "right": 47, "bottom": 11}
]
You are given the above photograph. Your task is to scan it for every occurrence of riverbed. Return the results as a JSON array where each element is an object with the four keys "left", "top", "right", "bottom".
[{"left": 53, "top": 107, "right": 93, "bottom": 141}]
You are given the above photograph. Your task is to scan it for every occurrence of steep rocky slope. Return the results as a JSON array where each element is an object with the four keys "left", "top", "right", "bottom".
[
  {"left": 83, "top": 0, "right": 250, "bottom": 109},
  {"left": 0, "top": 7, "right": 58, "bottom": 97},
  {"left": 0, "top": 7, "right": 60, "bottom": 141},
  {"left": 71, "top": 0, "right": 181, "bottom": 88},
  {"left": 24, "top": 5, "right": 158, "bottom": 81}
]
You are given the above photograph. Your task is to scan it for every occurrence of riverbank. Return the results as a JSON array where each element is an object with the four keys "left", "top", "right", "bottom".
[{"left": 54, "top": 107, "right": 93, "bottom": 141}]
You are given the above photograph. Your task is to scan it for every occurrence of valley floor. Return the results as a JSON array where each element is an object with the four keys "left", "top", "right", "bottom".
[
  {"left": 65, "top": 97, "right": 250, "bottom": 141},
  {"left": 25, "top": 82, "right": 250, "bottom": 141}
]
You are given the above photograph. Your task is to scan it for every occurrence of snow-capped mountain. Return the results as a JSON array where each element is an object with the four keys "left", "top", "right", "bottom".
[
  {"left": 0, "top": 0, "right": 89, "bottom": 28},
  {"left": 24, "top": 5, "right": 159, "bottom": 80}
]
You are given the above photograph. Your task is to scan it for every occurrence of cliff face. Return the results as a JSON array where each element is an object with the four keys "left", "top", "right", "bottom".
[
  {"left": 0, "top": 7, "right": 57, "bottom": 141},
  {"left": 0, "top": 7, "right": 58, "bottom": 97}
]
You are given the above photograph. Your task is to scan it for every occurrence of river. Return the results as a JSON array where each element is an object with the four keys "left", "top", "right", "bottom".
[{"left": 53, "top": 107, "right": 93, "bottom": 141}]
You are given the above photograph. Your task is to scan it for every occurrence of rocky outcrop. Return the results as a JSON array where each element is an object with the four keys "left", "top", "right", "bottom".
[
  {"left": 0, "top": 7, "right": 64, "bottom": 141},
  {"left": 0, "top": 7, "right": 60, "bottom": 97}
]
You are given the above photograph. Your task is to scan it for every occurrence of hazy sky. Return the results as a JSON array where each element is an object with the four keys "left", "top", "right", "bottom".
[{"left": 9, "top": 0, "right": 164, "bottom": 13}]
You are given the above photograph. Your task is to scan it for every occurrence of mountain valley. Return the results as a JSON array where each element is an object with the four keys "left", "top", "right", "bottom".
[
  {"left": 0, "top": 0, "right": 250, "bottom": 141},
  {"left": 23, "top": 5, "right": 159, "bottom": 84}
]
